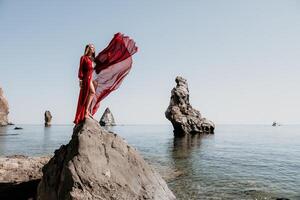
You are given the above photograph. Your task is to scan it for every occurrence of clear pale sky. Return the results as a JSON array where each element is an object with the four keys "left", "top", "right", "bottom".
[{"left": 0, "top": 0, "right": 300, "bottom": 125}]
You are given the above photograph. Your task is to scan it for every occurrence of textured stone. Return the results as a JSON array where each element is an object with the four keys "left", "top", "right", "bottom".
[
  {"left": 0, "top": 87, "right": 9, "bottom": 126},
  {"left": 44, "top": 111, "right": 52, "bottom": 127},
  {"left": 99, "top": 107, "right": 116, "bottom": 126},
  {"left": 0, "top": 155, "right": 50, "bottom": 200},
  {"left": 37, "top": 118, "right": 176, "bottom": 200},
  {"left": 165, "top": 76, "right": 215, "bottom": 137}
]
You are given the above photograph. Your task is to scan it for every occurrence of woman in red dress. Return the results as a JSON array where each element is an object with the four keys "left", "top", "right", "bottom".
[
  {"left": 74, "top": 33, "right": 138, "bottom": 125},
  {"left": 73, "top": 44, "right": 96, "bottom": 124}
]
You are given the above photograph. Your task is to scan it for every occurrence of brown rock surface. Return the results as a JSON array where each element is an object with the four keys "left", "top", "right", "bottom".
[
  {"left": 0, "top": 87, "right": 9, "bottom": 126},
  {"left": 99, "top": 107, "right": 116, "bottom": 126},
  {"left": 165, "top": 76, "right": 215, "bottom": 137},
  {"left": 37, "top": 118, "right": 176, "bottom": 200},
  {"left": 44, "top": 110, "right": 52, "bottom": 127},
  {"left": 0, "top": 155, "right": 50, "bottom": 200}
]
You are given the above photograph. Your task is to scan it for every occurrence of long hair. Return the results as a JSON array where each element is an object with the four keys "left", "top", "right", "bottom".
[{"left": 84, "top": 44, "right": 95, "bottom": 60}]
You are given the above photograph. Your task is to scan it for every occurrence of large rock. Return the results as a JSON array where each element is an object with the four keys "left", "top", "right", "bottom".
[
  {"left": 0, "top": 87, "right": 9, "bottom": 126},
  {"left": 44, "top": 110, "right": 52, "bottom": 127},
  {"left": 165, "top": 76, "right": 215, "bottom": 137},
  {"left": 0, "top": 155, "right": 50, "bottom": 200},
  {"left": 99, "top": 107, "right": 116, "bottom": 126},
  {"left": 37, "top": 118, "right": 175, "bottom": 200}
]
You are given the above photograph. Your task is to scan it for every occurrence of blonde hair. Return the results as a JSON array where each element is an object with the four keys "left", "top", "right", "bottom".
[{"left": 84, "top": 43, "right": 95, "bottom": 59}]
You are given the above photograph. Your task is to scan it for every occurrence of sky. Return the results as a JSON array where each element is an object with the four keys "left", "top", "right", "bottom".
[{"left": 0, "top": 0, "right": 300, "bottom": 125}]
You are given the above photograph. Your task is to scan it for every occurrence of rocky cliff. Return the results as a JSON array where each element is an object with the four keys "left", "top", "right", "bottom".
[{"left": 0, "top": 87, "right": 9, "bottom": 126}]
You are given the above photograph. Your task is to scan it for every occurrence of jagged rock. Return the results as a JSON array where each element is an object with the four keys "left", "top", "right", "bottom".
[
  {"left": 99, "top": 107, "right": 116, "bottom": 126},
  {"left": 0, "top": 87, "right": 9, "bottom": 126},
  {"left": 44, "top": 111, "right": 52, "bottom": 127},
  {"left": 0, "top": 155, "right": 50, "bottom": 200},
  {"left": 165, "top": 76, "right": 215, "bottom": 137},
  {"left": 37, "top": 118, "right": 176, "bottom": 200}
]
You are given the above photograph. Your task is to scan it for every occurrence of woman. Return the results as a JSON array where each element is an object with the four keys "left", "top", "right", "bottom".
[
  {"left": 73, "top": 44, "right": 96, "bottom": 124},
  {"left": 74, "top": 33, "right": 138, "bottom": 125}
]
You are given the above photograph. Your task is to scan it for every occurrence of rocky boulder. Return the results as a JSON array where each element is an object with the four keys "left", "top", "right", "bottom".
[
  {"left": 165, "top": 76, "right": 215, "bottom": 137},
  {"left": 99, "top": 107, "right": 116, "bottom": 126},
  {"left": 44, "top": 111, "right": 52, "bottom": 127},
  {"left": 37, "top": 118, "right": 176, "bottom": 200},
  {"left": 0, "top": 155, "right": 50, "bottom": 200},
  {"left": 0, "top": 87, "right": 9, "bottom": 126}
]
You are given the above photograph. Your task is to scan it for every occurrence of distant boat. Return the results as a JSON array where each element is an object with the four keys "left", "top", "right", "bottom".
[{"left": 272, "top": 121, "right": 281, "bottom": 126}]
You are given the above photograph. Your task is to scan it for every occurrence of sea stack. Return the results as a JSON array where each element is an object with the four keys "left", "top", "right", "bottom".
[
  {"left": 0, "top": 87, "right": 9, "bottom": 126},
  {"left": 37, "top": 118, "right": 175, "bottom": 200},
  {"left": 44, "top": 110, "right": 52, "bottom": 127},
  {"left": 165, "top": 76, "right": 215, "bottom": 137},
  {"left": 99, "top": 107, "right": 116, "bottom": 126}
]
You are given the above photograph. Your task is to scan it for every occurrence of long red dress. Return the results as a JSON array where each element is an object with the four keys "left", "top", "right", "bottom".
[
  {"left": 73, "top": 55, "right": 94, "bottom": 124},
  {"left": 74, "top": 32, "right": 138, "bottom": 124}
]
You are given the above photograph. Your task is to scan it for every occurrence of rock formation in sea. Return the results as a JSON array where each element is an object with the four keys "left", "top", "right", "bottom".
[
  {"left": 44, "top": 110, "right": 52, "bottom": 127},
  {"left": 165, "top": 76, "right": 215, "bottom": 137},
  {"left": 0, "top": 87, "right": 9, "bottom": 126},
  {"left": 99, "top": 107, "right": 116, "bottom": 126},
  {"left": 37, "top": 118, "right": 176, "bottom": 200},
  {"left": 0, "top": 155, "right": 50, "bottom": 200},
  {"left": 14, "top": 126, "right": 23, "bottom": 130}
]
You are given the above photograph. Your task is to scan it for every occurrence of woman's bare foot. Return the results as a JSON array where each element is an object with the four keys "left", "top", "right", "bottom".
[{"left": 84, "top": 111, "right": 91, "bottom": 119}]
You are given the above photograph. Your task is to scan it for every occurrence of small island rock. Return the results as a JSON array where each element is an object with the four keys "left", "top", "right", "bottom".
[
  {"left": 99, "top": 107, "right": 116, "bottom": 126},
  {"left": 44, "top": 110, "right": 52, "bottom": 127},
  {"left": 165, "top": 76, "right": 215, "bottom": 137}
]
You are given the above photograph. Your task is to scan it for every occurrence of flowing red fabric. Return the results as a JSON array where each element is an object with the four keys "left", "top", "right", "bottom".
[
  {"left": 73, "top": 55, "right": 94, "bottom": 124},
  {"left": 89, "top": 32, "right": 138, "bottom": 115}
]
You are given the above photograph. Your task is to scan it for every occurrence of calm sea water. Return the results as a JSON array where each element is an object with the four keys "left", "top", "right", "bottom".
[{"left": 0, "top": 124, "right": 299, "bottom": 200}]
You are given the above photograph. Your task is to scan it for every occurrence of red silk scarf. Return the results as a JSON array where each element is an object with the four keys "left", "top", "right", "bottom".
[{"left": 90, "top": 32, "right": 138, "bottom": 115}]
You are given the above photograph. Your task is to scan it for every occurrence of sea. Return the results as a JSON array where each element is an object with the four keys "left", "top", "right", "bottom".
[{"left": 0, "top": 124, "right": 299, "bottom": 200}]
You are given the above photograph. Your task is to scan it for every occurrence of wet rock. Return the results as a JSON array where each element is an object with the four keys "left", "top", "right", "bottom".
[
  {"left": 14, "top": 127, "right": 23, "bottom": 130},
  {"left": 44, "top": 111, "right": 52, "bottom": 127},
  {"left": 165, "top": 76, "right": 215, "bottom": 137},
  {"left": 0, "top": 155, "right": 50, "bottom": 200},
  {"left": 37, "top": 118, "right": 176, "bottom": 200},
  {"left": 99, "top": 107, "right": 116, "bottom": 126},
  {"left": 0, "top": 87, "right": 9, "bottom": 126}
]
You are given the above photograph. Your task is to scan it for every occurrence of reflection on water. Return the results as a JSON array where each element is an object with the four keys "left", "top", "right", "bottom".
[
  {"left": 172, "top": 134, "right": 205, "bottom": 159},
  {"left": 0, "top": 124, "right": 300, "bottom": 199}
]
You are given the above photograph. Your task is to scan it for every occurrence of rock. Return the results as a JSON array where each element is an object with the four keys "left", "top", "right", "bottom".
[
  {"left": 165, "top": 76, "right": 215, "bottom": 137},
  {"left": 200, "top": 118, "right": 215, "bottom": 134},
  {"left": 37, "top": 118, "right": 176, "bottom": 200},
  {"left": 0, "top": 87, "right": 9, "bottom": 126},
  {"left": 14, "top": 127, "right": 23, "bottom": 130},
  {"left": 0, "top": 155, "right": 50, "bottom": 200},
  {"left": 99, "top": 107, "right": 116, "bottom": 126},
  {"left": 44, "top": 111, "right": 52, "bottom": 127}
]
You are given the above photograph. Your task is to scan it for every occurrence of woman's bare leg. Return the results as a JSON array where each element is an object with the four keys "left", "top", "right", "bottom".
[{"left": 85, "top": 80, "right": 96, "bottom": 118}]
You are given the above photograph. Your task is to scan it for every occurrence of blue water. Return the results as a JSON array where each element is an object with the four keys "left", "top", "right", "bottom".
[{"left": 0, "top": 124, "right": 299, "bottom": 199}]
